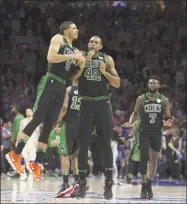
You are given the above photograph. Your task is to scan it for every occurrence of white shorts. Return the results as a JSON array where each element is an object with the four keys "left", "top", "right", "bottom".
[{"left": 22, "top": 137, "right": 38, "bottom": 163}]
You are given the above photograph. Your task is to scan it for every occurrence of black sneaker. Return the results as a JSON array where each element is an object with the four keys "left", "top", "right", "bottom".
[
  {"left": 103, "top": 180, "right": 113, "bottom": 200},
  {"left": 56, "top": 183, "right": 73, "bottom": 198},
  {"left": 76, "top": 180, "right": 89, "bottom": 199},
  {"left": 147, "top": 179, "right": 153, "bottom": 199},
  {"left": 140, "top": 182, "right": 147, "bottom": 199},
  {"left": 126, "top": 176, "right": 132, "bottom": 184}
]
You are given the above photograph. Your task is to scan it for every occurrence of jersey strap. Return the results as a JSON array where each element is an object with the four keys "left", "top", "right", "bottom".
[{"left": 80, "top": 95, "right": 108, "bottom": 101}]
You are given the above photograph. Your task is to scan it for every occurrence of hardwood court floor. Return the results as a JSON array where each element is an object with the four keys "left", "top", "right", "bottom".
[{"left": 1, "top": 175, "right": 186, "bottom": 203}]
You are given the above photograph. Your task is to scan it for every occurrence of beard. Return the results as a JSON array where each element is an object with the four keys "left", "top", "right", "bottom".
[{"left": 149, "top": 88, "right": 159, "bottom": 93}]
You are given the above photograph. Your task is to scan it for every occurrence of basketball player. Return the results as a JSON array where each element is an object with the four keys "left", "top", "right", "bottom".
[
  {"left": 17, "top": 108, "right": 40, "bottom": 181},
  {"left": 6, "top": 21, "right": 86, "bottom": 181},
  {"left": 122, "top": 120, "right": 140, "bottom": 184},
  {"left": 53, "top": 80, "right": 81, "bottom": 198},
  {"left": 128, "top": 75, "right": 172, "bottom": 199},
  {"left": 11, "top": 105, "right": 24, "bottom": 146},
  {"left": 73, "top": 36, "right": 120, "bottom": 199}
]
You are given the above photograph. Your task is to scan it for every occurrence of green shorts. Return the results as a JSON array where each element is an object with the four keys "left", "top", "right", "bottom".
[{"left": 131, "top": 142, "right": 140, "bottom": 162}]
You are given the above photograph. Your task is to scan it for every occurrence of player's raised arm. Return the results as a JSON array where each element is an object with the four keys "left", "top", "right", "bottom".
[
  {"left": 47, "top": 34, "right": 82, "bottom": 63},
  {"left": 129, "top": 96, "right": 143, "bottom": 124},
  {"left": 100, "top": 55, "right": 120, "bottom": 88}
]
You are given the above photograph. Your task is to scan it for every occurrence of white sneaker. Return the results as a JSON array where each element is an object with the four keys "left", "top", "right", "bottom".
[
  {"left": 27, "top": 173, "right": 33, "bottom": 181},
  {"left": 20, "top": 172, "right": 27, "bottom": 181}
]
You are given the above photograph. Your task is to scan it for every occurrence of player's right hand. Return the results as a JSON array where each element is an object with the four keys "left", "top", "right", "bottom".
[
  {"left": 86, "top": 49, "right": 95, "bottom": 64},
  {"left": 54, "top": 140, "right": 60, "bottom": 146},
  {"left": 87, "top": 49, "right": 95, "bottom": 57}
]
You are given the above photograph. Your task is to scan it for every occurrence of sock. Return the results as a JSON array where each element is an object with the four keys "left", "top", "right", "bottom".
[
  {"left": 63, "top": 173, "right": 69, "bottom": 184},
  {"left": 79, "top": 170, "right": 86, "bottom": 180},
  {"left": 74, "top": 173, "right": 79, "bottom": 182},
  {"left": 35, "top": 149, "right": 45, "bottom": 163},
  {"left": 15, "top": 140, "right": 26, "bottom": 154},
  {"left": 105, "top": 168, "right": 113, "bottom": 181}
]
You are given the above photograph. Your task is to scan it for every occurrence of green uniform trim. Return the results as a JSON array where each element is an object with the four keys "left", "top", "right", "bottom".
[
  {"left": 80, "top": 95, "right": 108, "bottom": 101},
  {"left": 58, "top": 122, "right": 68, "bottom": 155},
  {"left": 46, "top": 72, "right": 66, "bottom": 85},
  {"left": 131, "top": 128, "right": 140, "bottom": 162},
  {"left": 33, "top": 76, "right": 48, "bottom": 113}
]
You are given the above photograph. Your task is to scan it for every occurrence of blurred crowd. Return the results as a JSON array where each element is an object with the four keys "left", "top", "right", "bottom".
[{"left": 1, "top": 1, "right": 186, "bottom": 180}]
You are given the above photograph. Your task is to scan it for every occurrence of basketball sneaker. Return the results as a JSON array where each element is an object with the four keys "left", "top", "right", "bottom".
[
  {"left": 103, "top": 180, "right": 113, "bottom": 200},
  {"left": 147, "top": 179, "right": 153, "bottom": 199},
  {"left": 56, "top": 183, "right": 73, "bottom": 198},
  {"left": 140, "top": 182, "right": 147, "bottom": 199},
  {"left": 26, "top": 161, "right": 42, "bottom": 181},
  {"left": 76, "top": 179, "right": 89, "bottom": 199},
  {"left": 70, "top": 181, "right": 80, "bottom": 198},
  {"left": 5, "top": 151, "right": 24, "bottom": 174}
]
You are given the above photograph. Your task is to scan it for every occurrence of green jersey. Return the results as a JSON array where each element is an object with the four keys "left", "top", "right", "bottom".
[
  {"left": 139, "top": 93, "right": 164, "bottom": 131},
  {"left": 12, "top": 114, "right": 24, "bottom": 140},
  {"left": 48, "top": 129, "right": 60, "bottom": 149}
]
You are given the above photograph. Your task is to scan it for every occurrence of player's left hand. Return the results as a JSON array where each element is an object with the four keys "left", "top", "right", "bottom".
[{"left": 100, "top": 62, "right": 107, "bottom": 74}]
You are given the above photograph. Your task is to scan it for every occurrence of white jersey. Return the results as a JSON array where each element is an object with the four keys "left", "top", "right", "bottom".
[{"left": 22, "top": 118, "right": 40, "bottom": 142}]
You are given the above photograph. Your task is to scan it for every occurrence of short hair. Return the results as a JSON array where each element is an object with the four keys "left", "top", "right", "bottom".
[
  {"left": 91, "top": 35, "right": 103, "bottom": 44},
  {"left": 13, "top": 104, "right": 20, "bottom": 112},
  {"left": 60, "top": 21, "right": 74, "bottom": 34},
  {"left": 148, "top": 75, "right": 161, "bottom": 83}
]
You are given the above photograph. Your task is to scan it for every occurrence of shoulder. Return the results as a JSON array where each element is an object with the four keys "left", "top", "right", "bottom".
[
  {"left": 137, "top": 94, "right": 144, "bottom": 101},
  {"left": 50, "top": 34, "right": 64, "bottom": 44},
  {"left": 161, "top": 94, "right": 169, "bottom": 105},
  {"left": 66, "top": 86, "right": 72, "bottom": 94},
  {"left": 105, "top": 55, "right": 114, "bottom": 62}
]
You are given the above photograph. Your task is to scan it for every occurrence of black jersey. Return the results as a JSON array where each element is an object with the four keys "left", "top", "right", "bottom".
[
  {"left": 139, "top": 93, "right": 164, "bottom": 131},
  {"left": 47, "top": 38, "right": 77, "bottom": 80},
  {"left": 64, "top": 85, "right": 80, "bottom": 122},
  {"left": 79, "top": 52, "right": 110, "bottom": 97}
]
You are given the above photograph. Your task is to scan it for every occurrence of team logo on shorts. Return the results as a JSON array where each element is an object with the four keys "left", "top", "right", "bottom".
[
  {"left": 157, "top": 99, "right": 161, "bottom": 103},
  {"left": 61, "top": 145, "right": 65, "bottom": 151}
]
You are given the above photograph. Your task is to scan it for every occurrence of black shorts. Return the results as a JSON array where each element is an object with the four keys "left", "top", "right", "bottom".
[
  {"left": 33, "top": 75, "right": 66, "bottom": 122},
  {"left": 79, "top": 97, "right": 113, "bottom": 143},
  {"left": 58, "top": 119, "right": 80, "bottom": 156},
  {"left": 139, "top": 130, "right": 162, "bottom": 152}
]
